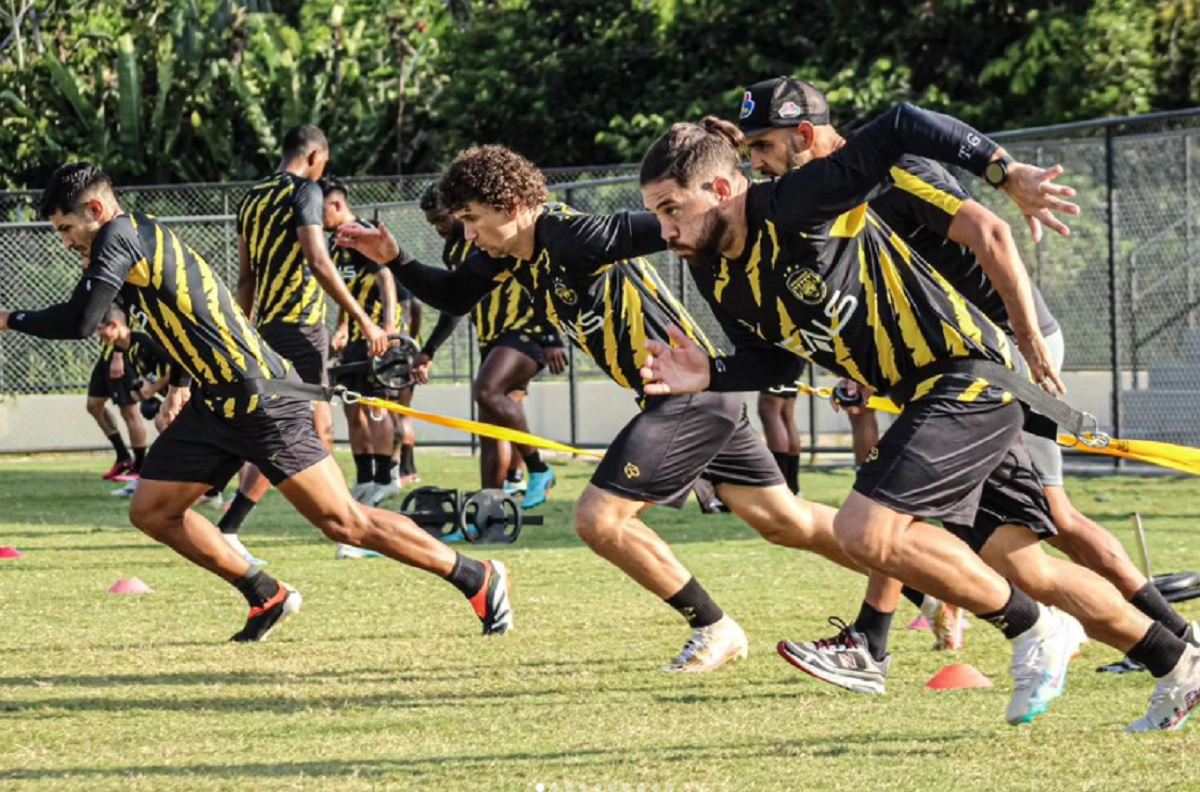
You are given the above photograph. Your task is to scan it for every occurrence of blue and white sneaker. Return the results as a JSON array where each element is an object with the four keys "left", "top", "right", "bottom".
[
  {"left": 1007, "top": 606, "right": 1072, "bottom": 725},
  {"left": 521, "top": 468, "right": 556, "bottom": 509},
  {"left": 334, "top": 543, "right": 382, "bottom": 559}
]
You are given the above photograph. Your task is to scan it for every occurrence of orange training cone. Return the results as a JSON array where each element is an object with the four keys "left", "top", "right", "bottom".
[
  {"left": 907, "top": 614, "right": 930, "bottom": 630},
  {"left": 0, "top": 546, "right": 24, "bottom": 559},
  {"left": 925, "top": 663, "right": 994, "bottom": 690},
  {"left": 107, "top": 577, "right": 154, "bottom": 595}
]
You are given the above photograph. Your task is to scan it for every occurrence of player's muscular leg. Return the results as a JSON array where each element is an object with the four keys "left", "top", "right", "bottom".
[
  {"left": 120, "top": 404, "right": 147, "bottom": 449},
  {"left": 472, "top": 347, "right": 540, "bottom": 458},
  {"left": 574, "top": 484, "right": 694, "bottom": 598},
  {"left": 1044, "top": 486, "right": 1147, "bottom": 598},
  {"left": 849, "top": 410, "right": 880, "bottom": 467},
  {"left": 345, "top": 402, "right": 371, "bottom": 455},
  {"left": 834, "top": 491, "right": 1010, "bottom": 614},
  {"left": 758, "top": 394, "right": 789, "bottom": 453},
  {"left": 312, "top": 400, "right": 335, "bottom": 451},
  {"left": 87, "top": 397, "right": 117, "bottom": 433},
  {"left": 129, "top": 480, "right": 252, "bottom": 581},
  {"left": 277, "top": 455, "right": 455, "bottom": 575},
  {"left": 717, "top": 483, "right": 862, "bottom": 573},
  {"left": 980, "top": 524, "right": 1152, "bottom": 652}
]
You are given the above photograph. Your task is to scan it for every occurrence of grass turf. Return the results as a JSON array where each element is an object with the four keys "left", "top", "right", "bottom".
[{"left": 2, "top": 451, "right": 1200, "bottom": 791}]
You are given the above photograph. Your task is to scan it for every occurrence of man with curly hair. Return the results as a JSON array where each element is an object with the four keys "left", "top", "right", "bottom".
[{"left": 338, "top": 144, "right": 875, "bottom": 674}]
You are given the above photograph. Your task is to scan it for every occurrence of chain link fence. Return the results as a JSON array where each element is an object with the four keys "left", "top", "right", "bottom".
[{"left": 4, "top": 111, "right": 1200, "bottom": 455}]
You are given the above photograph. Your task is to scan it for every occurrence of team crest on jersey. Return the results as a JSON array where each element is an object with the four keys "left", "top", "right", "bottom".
[
  {"left": 739, "top": 91, "right": 755, "bottom": 120},
  {"left": 623, "top": 462, "right": 641, "bottom": 479},
  {"left": 866, "top": 447, "right": 880, "bottom": 463},
  {"left": 553, "top": 279, "right": 578, "bottom": 306},
  {"left": 786, "top": 268, "right": 828, "bottom": 306}
]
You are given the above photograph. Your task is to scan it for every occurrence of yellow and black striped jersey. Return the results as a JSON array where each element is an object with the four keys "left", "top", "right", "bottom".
[
  {"left": 693, "top": 104, "right": 1021, "bottom": 402},
  {"left": 237, "top": 172, "right": 327, "bottom": 328},
  {"left": 442, "top": 225, "right": 554, "bottom": 347},
  {"left": 396, "top": 204, "right": 715, "bottom": 394},
  {"left": 333, "top": 218, "right": 403, "bottom": 343},
  {"left": 76, "top": 213, "right": 289, "bottom": 414}
]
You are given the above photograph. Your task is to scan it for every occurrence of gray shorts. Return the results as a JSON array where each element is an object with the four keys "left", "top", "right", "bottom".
[{"left": 1024, "top": 328, "right": 1065, "bottom": 487}]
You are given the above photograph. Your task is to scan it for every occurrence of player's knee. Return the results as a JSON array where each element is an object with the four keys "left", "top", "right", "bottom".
[
  {"left": 573, "top": 500, "right": 618, "bottom": 549},
  {"left": 128, "top": 499, "right": 171, "bottom": 537},
  {"left": 314, "top": 502, "right": 370, "bottom": 545},
  {"left": 473, "top": 381, "right": 507, "bottom": 414},
  {"left": 833, "top": 512, "right": 892, "bottom": 566},
  {"left": 86, "top": 399, "right": 107, "bottom": 418}
]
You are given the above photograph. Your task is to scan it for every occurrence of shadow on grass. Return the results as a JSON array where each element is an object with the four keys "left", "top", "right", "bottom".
[{"left": 0, "top": 733, "right": 990, "bottom": 781}]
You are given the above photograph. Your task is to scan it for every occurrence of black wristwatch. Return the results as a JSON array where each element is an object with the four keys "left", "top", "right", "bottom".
[{"left": 984, "top": 154, "right": 1015, "bottom": 188}]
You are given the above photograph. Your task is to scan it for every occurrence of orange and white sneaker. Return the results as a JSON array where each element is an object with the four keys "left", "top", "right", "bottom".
[
  {"left": 468, "top": 560, "right": 513, "bottom": 635},
  {"left": 663, "top": 616, "right": 749, "bottom": 673},
  {"left": 931, "top": 600, "right": 965, "bottom": 651},
  {"left": 229, "top": 584, "right": 302, "bottom": 643}
]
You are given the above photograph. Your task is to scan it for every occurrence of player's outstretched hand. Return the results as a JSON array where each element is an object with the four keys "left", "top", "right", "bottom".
[
  {"left": 1001, "top": 162, "right": 1079, "bottom": 243},
  {"left": 1017, "top": 333, "right": 1067, "bottom": 397},
  {"left": 641, "top": 325, "right": 711, "bottom": 396},
  {"left": 545, "top": 346, "right": 568, "bottom": 375},
  {"left": 336, "top": 221, "right": 402, "bottom": 264},
  {"left": 412, "top": 352, "right": 432, "bottom": 385}
]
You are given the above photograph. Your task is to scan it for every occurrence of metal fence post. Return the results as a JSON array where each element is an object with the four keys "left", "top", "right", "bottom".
[{"left": 1106, "top": 124, "right": 1122, "bottom": 469}]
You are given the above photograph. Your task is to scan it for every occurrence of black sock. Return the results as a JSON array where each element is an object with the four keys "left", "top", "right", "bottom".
[
  {"left": 1128, "top": 622, "right": 1188, "bottom": 678},
  {"left": 233, "top": 567, "right": 280, "bottom": 608},
  {"left": 131, "top": 446, "right": 146, "bottom": 474},
  {"left": 108, "top": 432, "right": 130, "bottom": 461},
  {"left": 400, "top": 444, "right": 416, "bottom": 476},
  {"left": 204, "top": 487, "right": 221, "bottom": 498},
  {"left": 447, "top": 554, "right": 487, "bottom": 598},
  {"left": 506, "top": 468, "right": 524, "bottom": 483},
  {"left": 977, "top": 586, "right": 1040, "bottom": 640},
  {"left": 901, "top": 586, "right": 926, "bottom": 609},
  {"left": 218, "top": 491, "right": 258, "bottom": 536},
  {"left": 1130, "top": 581, "right": 1190, "bottom": 638},
  {"left": 523, "top": 450, "right": 548, "bottom": 474},
  {"left": 372, "top": 454, "right": 393, "bottom": 485},
  {"left": 771, "top": 451, "right": 789, "bottom": 477},
  {"left": 784, "top": 454, "right": 800, "bottom": 495},
  {"left": 665, "top": 577, "right": 723, "bottom": 629},
  {"left": 853, "top": 601, "right": 894, "bottom": 661},
  {"left": 353, "top": 454, "right": 373, "bottom": 486}
]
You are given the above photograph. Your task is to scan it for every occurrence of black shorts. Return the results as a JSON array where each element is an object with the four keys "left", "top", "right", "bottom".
[
  {"left": 140, "top": 389, "right": 328, "bottom": 488},
  {"left": 480, "top": 330, "right": 549, "bottom": 371},
  {"left": 852, "top": 376, "right": 1055, "bottom": 553},
  {"left": 591, "top": 391, "right": 784, "bottom": 508},
  {"left": 760, "top": 382, "right": 798, "bottom": 398},
  {"left": 334, "top": 340, "right": 394, "bottom": 398},
  {"left": 87, "top": 358, "right": 138, "bottom": 406},
  {"left": 259, "top": 321, "right": 329, "bottom": 386}
]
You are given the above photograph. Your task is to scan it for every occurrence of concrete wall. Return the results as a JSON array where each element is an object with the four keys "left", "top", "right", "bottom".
[{"left": 0, "top": 370, "right": 1117, "bottom": 455}]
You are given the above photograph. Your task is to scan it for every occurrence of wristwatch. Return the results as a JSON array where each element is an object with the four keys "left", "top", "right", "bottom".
[{"left": 984, "top": 154, "right": 1015, "bottom": 188}]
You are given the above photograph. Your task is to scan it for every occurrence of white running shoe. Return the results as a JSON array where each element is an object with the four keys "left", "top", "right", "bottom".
[
  {"left": 663, "top": 616, "right": 749, "bottom": 673},
  {"left": 1063, "top": 611, "right": 1090, "bottom": 659},
  {"left": 1007, "top": 606, "right": 1072, "bottom": 725},
  {"left": 1126, "top": 644, "right": 1200, "bottom": 732},
  {"left": 334, "top": 543, "right": 381, "bottom": 559},
  {"left": 369, "top": 480, "right": 402, "bottom": 507},
  {"left": 197, "top": 491, "right": 224, "bottom": 510},
  {"left": 350, "top": 482, "right": 378, "bottom": 505},
  {"left": 110, "top": 479, "right": 139, "bottom": 497},
  {"left": 222, "top": 532, "right": 267, "bottom": 566}
]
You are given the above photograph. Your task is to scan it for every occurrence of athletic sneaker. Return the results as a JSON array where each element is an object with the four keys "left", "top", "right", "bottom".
[
  {"left": 502, "top": 478, "right": 527, "bottom": 495},
  {"left": 664, "top": 616, "right": 749, "bottom": 673},
  {"left": 197, "top": 491, "right": 224, "bottom": 510},
  {"left": 1007, "top": 606, "right": 1072, "bottom": 725},
  {"left": 334, "top": 543, "right": 382, "bottom": 559},
  {"left": 110, "top": 478, "right": 139, "bottom": 497},
  {"left": 102, "top": 458, "right": 134, "bottom": 481},
  {"left": 468, "top": 560, "right": 513, "bottom": 635},
  {"left": 222, "top": 533, "right": 267, "bottom": 566},
  {"left": 369, "top": 480, "right": 402, "bottom": 506},
  {"left": 521, "top": 468, "right": 556, "bottom": 509},
  {"left": 350, "top": 482, "right": 378, "bottom": 505},
  {"left": 1125, "top": 644, "right": 1200, "bottom": 732},
  {"left": 1097, "top": 656, "right": 1146, "bottom": 674},
  {"left": 229, "top": 584, "right": 302, "bottom": 642},
  {"left": 1064, "top": 612, "right": 1090, "bottom": 659},
  {"left": 929, "top": 599, "right": 965, "bottom": 651},
  {"left": 776, "top": 617, "right": 889, "bottom": 694}
]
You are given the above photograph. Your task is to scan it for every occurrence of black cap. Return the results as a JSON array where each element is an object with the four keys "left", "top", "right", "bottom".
[{"left": 737, "top": 77, "right": 830, "bottom": 136}]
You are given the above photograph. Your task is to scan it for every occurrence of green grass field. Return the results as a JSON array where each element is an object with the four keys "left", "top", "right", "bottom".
[{"left": 3, "top": 451, "right": 1200, "bottom": 791}]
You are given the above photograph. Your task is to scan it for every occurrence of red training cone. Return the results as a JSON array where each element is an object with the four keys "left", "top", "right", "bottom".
[
  {"left": 925, "top": 663, "right": 994, "bottom": 690},
  {"left": 906, "top": 614, "right": 930, "bottom": 630},
  {"left": 0, "top": 546, "right": 24, "bottom": 559},
  {"left": 107, "top": 577, "right": 154, "bottom": 595}
]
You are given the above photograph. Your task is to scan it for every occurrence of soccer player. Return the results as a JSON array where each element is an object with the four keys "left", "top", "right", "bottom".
[
  {"left": 322, "top": 176, "right": 402, "bottom": 522},
  {"left": 94, "top": 304, "right": 192, "bottom": 496},
  {"left": 636, "top": 102, "right": 1200, "bottom": 731},
  {"left": 416, "top": 185, "right": 568, "bottom": 502},
  {"left": 742, "top": 76, "right": 1195, "bottom": 669},
  {"left": 216, "top": 125, "right": 388, "bottom": 564},
  {"left": 0, "top": 163, "right": 513, "bottom": 642},
  {"left": 337, "top": 145, "right": 864, "bottom": 673},
  {"left": 86, "top": 337, "right": 146, "bottom": 485}
]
